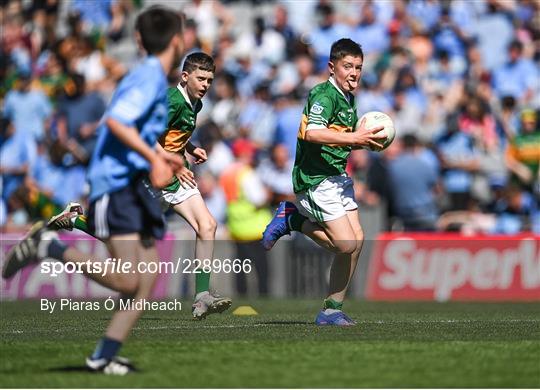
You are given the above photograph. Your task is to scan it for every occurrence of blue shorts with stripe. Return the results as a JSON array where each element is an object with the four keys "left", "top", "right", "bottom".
[{"left": 88, "top": 175, "right": 165, "bottom": 240}]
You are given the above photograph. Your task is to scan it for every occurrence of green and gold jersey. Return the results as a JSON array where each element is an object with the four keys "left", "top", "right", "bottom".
[
  {"left": 506, "top": 131, "right": 540, "bottom": 175},
  {"left": 292, "top": 78, "right": 358, "bottom": 193},
  {"left": 158, "top": 84, "right": 202, "bottom": 154}
]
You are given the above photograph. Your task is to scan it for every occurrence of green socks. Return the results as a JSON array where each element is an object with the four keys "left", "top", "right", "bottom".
[
  {"left": 323, "top": 298, "right": 343, "bottom": 311},
  {"left": 73, "top": 215, "right": 97, "bottom": 238},
  {"left": 195, "top": 271, "right": 210, "bottom": 295}
]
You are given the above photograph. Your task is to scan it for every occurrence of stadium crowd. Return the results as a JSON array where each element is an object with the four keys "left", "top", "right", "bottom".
[{"left": 1, "top": 0, "right": 539, "bottom": 236}]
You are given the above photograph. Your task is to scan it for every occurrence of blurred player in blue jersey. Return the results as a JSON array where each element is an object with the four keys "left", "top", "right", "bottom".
[{"left": 2, "top": 6, "right": 185, "bottom": 375}]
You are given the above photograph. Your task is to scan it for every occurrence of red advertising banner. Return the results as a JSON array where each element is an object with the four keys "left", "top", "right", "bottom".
[
  {"left": 1, "top": 233, "right": 176, "bottom": 300},
  {"left": 366, "top": 233, "right": 540, "bottom": 301}
]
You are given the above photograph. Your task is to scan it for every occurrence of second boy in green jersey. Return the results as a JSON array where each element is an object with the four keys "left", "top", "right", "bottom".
[{"left": 157, "top": 52, "right": 232, "bottom": 319}]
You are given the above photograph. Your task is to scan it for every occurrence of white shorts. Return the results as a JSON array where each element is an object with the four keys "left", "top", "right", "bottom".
[
  {"left": 295, "top": 174, "right": 357, "bottom": 223},
  {"left": 142, "top": 177, "right": 200, "bottom": 208},
  {"left": 161, "top": 182, "right": 200, "bottom": 206}
]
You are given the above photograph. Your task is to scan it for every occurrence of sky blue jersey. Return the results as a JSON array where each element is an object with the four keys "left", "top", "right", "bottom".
[{"left": 87, "top": 56, "right": 168, "bottom": 201}]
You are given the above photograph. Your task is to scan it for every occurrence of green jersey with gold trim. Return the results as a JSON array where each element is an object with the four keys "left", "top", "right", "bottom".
[
  {"left": 159, "top": 84, "right": 202, "bottom": 193},
  {"left": 158, "top": 85, "right": 202, "bottom": 154},
  {"left": 292, "top": 78, "right": 358, "bottom": 193}
]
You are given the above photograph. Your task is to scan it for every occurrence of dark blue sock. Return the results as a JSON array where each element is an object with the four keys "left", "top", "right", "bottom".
[
  {"left": 47, "top": 239, "right": 67, "bottom": 260},
  {"left": 91, "top": 337, "right": 122, "bottom": 360}
]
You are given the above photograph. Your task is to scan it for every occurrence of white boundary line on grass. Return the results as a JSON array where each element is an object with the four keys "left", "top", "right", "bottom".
[{"left": 3, "top": 319, "right": 540, "bottom": 334}]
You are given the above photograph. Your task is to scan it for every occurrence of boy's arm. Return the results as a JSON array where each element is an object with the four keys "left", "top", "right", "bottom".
[
  {"left": 305, "top": 118, "right": 385, "bottom": 149},
  {"left": 107, "top": 118, "right": 159, "bottom": 163},
  {"left": 303, "top": 94, "right": 385, "bottom": 149},
  {"left": 185, "top": 141, "right": 196, "bottom": 155},
  {"left": 155, "top": 142, "right": 185, "bottom": 171},
  {"left": 106, "top": 118, "right": 172, "bottom": 188},
  {"left": 185, "top": 141, "right": 207, "bottom": 164}
]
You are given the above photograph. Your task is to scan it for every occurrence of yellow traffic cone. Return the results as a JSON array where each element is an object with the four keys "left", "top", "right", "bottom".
[{"left": 232, "top": 306, "right": 258, "bottom": 315}]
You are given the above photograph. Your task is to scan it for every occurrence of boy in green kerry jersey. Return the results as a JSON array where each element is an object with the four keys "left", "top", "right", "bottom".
[
  {"left": 47, "top": 52, "right": 231, "bottom": 320},
  {"left": 262, "top": 38, "right": 387, "bottom": 326},
  {"left": 157, "top": 52, "right": 232, "bottom": 319}
]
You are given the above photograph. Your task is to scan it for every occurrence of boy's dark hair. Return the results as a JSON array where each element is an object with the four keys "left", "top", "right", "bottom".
[
  {"left": 135, "top": 6, "right": 183, "bottom": 55},
  {"left": 183, "top": 52, "right": 216, "bottom": 73},
  {"left": 329, "top": 38, "right": 363, "bottom": 62}
]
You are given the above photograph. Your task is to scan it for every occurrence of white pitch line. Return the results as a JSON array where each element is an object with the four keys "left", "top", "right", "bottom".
[{"left": 3, "top": 319, "right": 540, "bottom": 334}]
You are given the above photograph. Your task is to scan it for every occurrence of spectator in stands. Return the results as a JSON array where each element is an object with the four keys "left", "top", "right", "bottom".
[
  {"left": 350, "top": 3, "right": 389, "bottom": 60},
  {"left": 307, "top": 3, "right": 351, "bottom": 73},
  {"left": 347, "top": 149, "right": 381, "bottom": 208},
  {"left": 0, "top": 115, "right": 37, "bottom": 208},
  {"left": 292, "top": 54, "right": 322, "bottom": 100},
  {"left": 2, "top": 12, "right": 33, "bottom": 76},
  {"left": 272, "top": 4, "right": 298, "bottom": 59},
  {"left": 238, "top": 82, "right": 276, "bottom": 149},
  {"left": 489, "top": 184, "right": 538, "bottom": 234},
  {"left": 406, "top": 0, "right": 442, "bottom": 31},
  {"left": 458, "top": 94, "right": 498, "bottom": 151},
  {"left": 198, "top": 171, "right": 227, "bottom": 226},
  {"left": 197, "top": 122, "right": 235, "bottom": 178},
  {"left": 436, "top": 114, "right": 481, "bottom": 211},
  {"left": 492, "top": 40, "right": 538, "bottom": 106},
  {"left": 183, "top": 0, "right": 234, "bottom": 54},
  {"left": 474, "top": 0, "right": 514, "bottom": 71},
  {"left": 505, "top": 109, "right": 540, "bottom": 192},
  {"left": 55, "top": 73, "right": 105, "bottom": 166},
  {"left": 70, "top": 0, "right": 126, "bottom": 41},
  {"left": 273, "top": 91, "right": 303, "bottom": 159},
  {"left": 182, "top": 19, "right": 203, "bottom": 57},
  {"left": 495, "top": 95, "right": 521, "bottom": 140},
  {"left": 432, "top": 7, "right": 468, "bottom": 74},
  {"left": 390, "top": 86, "right": 423, "bottom": 136},
  {"left": 426, "top": 50, "right": 464, "bottom": 94},
  {"left": 389, "top": 134, "right": 440, "bottom": 231},
  {"left": 220, "top": 139, "right": 271, "bottom": 296},
  {"left": 3, "top": 71, "right": 52, "bottom": 141},
  {"left": 36, "top": 50, "right": 69, "bottom": 102},
  {"left": 70, "top": 36, "right": 126, "bottom": 96},
  {"left": 234, "top": 16, "right": 286, "bottom": 66},
  {"left": 209, "top": 72, "right": 242, "bottom": 141},
  {"left": 257, "top": 143, "right": 294, "bottom": 207}
]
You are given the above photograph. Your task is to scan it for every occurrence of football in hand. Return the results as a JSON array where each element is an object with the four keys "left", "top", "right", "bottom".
[{"left": 358, "top": 111, "right": 396, "bottom": 151}]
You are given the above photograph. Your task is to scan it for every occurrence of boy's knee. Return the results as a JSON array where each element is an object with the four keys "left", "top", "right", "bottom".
[
  {"left": 198, "top": 218, "right": 217, "bottom": 239},
  {"left": 335, "top": 240, "right": 357, "bottom": 255}
]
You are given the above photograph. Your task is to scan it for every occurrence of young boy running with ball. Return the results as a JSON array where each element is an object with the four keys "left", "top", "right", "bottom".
[{"left": 262, "top": 38, "right": 386, "bottom": 326}]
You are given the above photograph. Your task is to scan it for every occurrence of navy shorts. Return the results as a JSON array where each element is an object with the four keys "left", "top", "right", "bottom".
[{"left": 88, "top": 176, "right": 165, "bottom": 240}]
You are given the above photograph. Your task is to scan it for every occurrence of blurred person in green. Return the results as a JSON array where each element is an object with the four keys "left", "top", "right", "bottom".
[{"left": 505, "top": 109, "right": 540, "bottom": 194}]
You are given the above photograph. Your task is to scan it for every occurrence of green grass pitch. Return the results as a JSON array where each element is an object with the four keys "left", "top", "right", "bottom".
[{"left": 0, "top": 299, "right": 539, "bottom": 388}]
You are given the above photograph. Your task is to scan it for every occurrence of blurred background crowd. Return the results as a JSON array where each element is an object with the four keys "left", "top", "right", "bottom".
[{"left": 1, "top": 0, "right": 540, "bottom": 237}]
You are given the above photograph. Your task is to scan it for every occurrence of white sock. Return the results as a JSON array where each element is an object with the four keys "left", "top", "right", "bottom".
[
  {"left": 195, "top": 291, "right": 209, "bottom": 301},
  {"left": 323, "top": 309, "right": 341, "bottom": 315}
]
